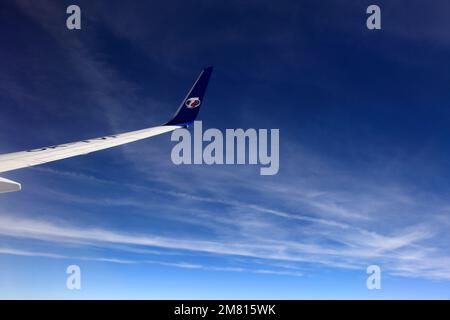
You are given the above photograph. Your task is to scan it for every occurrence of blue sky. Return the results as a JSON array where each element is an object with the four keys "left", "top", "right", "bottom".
[{"left": 1, "top": 0, "right": 450, "bottom": 299}]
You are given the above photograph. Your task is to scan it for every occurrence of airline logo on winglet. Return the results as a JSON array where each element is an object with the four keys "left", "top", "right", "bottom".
[{"left": 185, "top": 97, "right": 201, "bottom": 109}]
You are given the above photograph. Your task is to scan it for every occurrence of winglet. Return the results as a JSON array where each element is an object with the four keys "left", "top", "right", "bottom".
[{"left": 165, "top": 66, "right": 213, "bottom": 126}]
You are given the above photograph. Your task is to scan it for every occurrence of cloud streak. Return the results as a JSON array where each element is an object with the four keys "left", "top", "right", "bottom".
[{"left": 0, "top": 211, "right": 448, "bottom": 280}]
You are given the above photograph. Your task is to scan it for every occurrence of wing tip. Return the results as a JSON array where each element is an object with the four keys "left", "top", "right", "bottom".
[{"left": 165, "top": 67, "right": 214, "bottom": 126}]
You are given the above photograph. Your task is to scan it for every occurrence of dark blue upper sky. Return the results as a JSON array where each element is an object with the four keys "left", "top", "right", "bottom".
[{"left": 1, "top": 0, "right": 450, "bottom": 298}]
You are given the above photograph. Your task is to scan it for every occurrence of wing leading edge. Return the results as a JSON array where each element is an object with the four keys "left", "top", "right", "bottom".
[{"left": 0, "top": 67, "right": 213, "bottom": 193}]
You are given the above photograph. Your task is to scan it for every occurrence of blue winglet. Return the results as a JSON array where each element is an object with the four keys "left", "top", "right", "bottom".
[{"left": 165, "top": 66, "right": 213, "bottom": 126}]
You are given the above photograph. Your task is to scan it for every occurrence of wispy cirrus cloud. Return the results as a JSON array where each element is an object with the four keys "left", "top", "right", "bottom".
[{"left": 0, "top": 201, "right": 448, "bottom": 280}]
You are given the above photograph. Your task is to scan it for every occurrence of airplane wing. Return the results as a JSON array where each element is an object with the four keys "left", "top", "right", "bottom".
[{"left": 0, "top": 66, "right": 213, "bottom": 193}]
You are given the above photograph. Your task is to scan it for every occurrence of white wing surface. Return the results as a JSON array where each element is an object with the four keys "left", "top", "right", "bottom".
[{"left": 0, "top": 67, "right": 213, "bottom": 193}]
